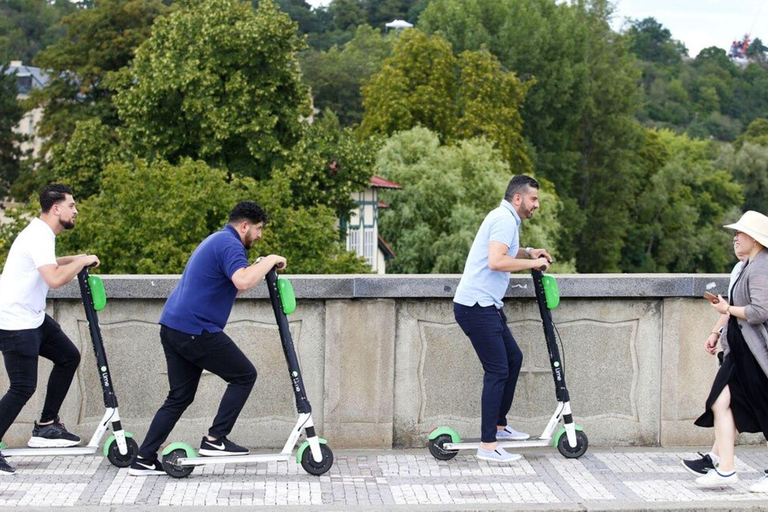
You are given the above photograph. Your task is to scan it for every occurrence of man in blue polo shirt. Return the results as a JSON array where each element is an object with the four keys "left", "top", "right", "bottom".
[
  {"left": 454, "top": 175, "right": 551, "bottom": 463},
  {"left": 129, "top": 201, "right": 286, "bottom": 476}
]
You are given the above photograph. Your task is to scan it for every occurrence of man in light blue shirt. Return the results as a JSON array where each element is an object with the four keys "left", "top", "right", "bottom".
[{"left": 454, "top": 175, "right": 551, "bottom": 463}]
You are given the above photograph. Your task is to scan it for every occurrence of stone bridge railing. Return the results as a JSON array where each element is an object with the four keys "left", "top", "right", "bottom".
[{"left": 2, "top": 273, "right": 753, "bottom": 449}]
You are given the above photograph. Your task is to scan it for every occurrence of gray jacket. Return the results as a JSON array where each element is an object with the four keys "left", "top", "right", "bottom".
[{"left": 722, "top": 248, "right": 768, "bottom": 378}]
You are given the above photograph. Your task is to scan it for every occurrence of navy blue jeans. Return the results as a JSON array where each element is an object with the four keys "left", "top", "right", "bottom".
[
  {"left": 0, "top": 315, "right": 81, "bottom": 442},
  {"left": 138, "top": 325, "right": 257, "bottom": 459},
  {"left": 454, "top": 303, "right": 524, "bottom": 443}
]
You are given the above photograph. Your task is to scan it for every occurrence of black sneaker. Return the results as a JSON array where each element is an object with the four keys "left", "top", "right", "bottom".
[
  {"left": 128, "top": 456, "right": 166, "bottom": 476},
  {"left": 28, "top": 417, "right": 80, "bottom": 448},
  {"left": 0, "top": 452, "right": 15, "bottom": 475},
  {"left": 199, "top": 436, "right": 249, "bottom": 456},
  {"left": 682, "top": 452, "right": 716, "bottom": 476}
]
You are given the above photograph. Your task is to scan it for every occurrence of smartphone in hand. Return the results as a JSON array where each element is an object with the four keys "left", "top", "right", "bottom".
[{"left": 703, "top": 291, "right": 719, "bottom": 304}]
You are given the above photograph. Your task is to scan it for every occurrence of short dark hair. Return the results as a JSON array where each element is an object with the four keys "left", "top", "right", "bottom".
[
  {"left": 228, "top": 201, "right": 268, "bottom": 225},
  {"left": 504, "top": 175, "right": 539, "bottom": 202},
  {"left": 40, "top": 184, "right": 74, "bottom": 213}
]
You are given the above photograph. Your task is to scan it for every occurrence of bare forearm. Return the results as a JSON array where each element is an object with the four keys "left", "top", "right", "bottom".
[{"left": 56, "top": 254, "right": 87, "bottom": 266}]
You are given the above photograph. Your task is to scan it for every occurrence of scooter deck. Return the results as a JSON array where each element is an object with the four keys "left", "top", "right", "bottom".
[
  {"left": 443, "top": 437, "right": 551, "bottom": 451},
  {"left": 177, "top": 452, "right": 293, "bottom": 466},
  {"left": 2, "top": 446, "right": 99, "bottom": 457}
]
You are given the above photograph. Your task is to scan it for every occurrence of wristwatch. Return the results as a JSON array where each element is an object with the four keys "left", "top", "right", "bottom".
[{"left": 525, "top": 247, "right": 533, "bottom": 258}]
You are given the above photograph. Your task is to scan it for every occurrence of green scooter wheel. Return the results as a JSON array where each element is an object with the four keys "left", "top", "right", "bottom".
[
  {"left": 557, "top": 430, "right": 589, "bottom": 459},
  {"left": 300, "top": 443, "right": 334, "bottom": 476},
  {"left": 162, "top": 448, "right": 195, "bottom": 478},
  {"left": 107, "top": 437, "right": 138, "bottom": 468},
  {"left": 428, "top": 434, "right": 458, "bottom": 461}
]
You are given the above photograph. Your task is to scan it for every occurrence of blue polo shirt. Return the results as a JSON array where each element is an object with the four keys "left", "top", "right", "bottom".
[
  {"left": 454, "top": 200, "right": 521, "bottom": 308},
  {"left": 160, "top": 225, "right": 250, "bottom": 335}
]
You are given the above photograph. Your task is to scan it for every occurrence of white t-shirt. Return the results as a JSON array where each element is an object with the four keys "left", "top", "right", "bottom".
[{"left": 0, "top": 218, "right": 57, "bottom": 330}]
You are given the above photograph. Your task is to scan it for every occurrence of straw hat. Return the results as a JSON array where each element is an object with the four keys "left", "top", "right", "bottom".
[{"left": 724, "top": 210, "right": 768, "bottom": 248}]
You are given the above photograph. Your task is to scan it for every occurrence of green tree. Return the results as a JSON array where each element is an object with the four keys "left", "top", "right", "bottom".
[
  {"left": 48, "top": 118, "right": 122, "bottom": 200},
  {"left": 29, "top": 0, "right": 169, "bottom": 150},
  {"left": 115, "top": 0, "right": 311, "bottom": 180},
  {"left": 0, "top": 0, "right": 76, "bottom": 64},
  {"left": 735, "top": 117, "right": 768, "bottom": 148},
  {"left": 376, "top": 127, "right": 568, "bottom": 273},
  {"left": 299, "top": 24, "right": 395, "bottom": 126},
  {"left": 282, "top": 110, "right": 379, "bottom": 221},
  {"left": 622, "top": 130, "right": 743, "bottom": 272},
  {"left": 716, "top": 141, "right": 768, "bottom": 214},
  {"left": 419, "top": 0, "right": 644, "bottom": 271},
  {"left": 360, "top": 29, "right": 531, "bottom": 172},
  {"left": 56, "top": 157, "right": 371, "bottom": 274},
  {"left": 0, "top": 65, "right": 24, "bottom": 197},
  {"left": 626, "top": 17, "right": 687, "bottom": 65}
]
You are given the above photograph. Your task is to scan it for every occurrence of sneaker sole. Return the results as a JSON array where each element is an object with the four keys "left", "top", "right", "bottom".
[
  {"left": 198, "top": 449, "right": 250, "bottom": 457},
  {"left": 681, "top": 460, "right": 711, "bottom": 476},
  {"left": 128, "top": 468, "right": 167, "bottom": 477},
  {"left": 696, "top": 477, "right": 739, "bottom": 487},
  {"left": 27, "top": 438, "right": 80, "bottom": 448},
  {"left": 496, "top": 435, "right": 531, "bottom": 441},
  {"left": 0, "top": 470, "right": 15, "bottom": 476},
  {"left": 476, "top": 454, "right": 522, "bottom": 463}
]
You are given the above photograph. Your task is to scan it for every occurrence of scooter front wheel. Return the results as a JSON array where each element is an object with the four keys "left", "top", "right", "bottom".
[
  {"left": 428, "top": 434, "right": 459, "bottom": 461},
  {"left": 107, "top": 437, "right": 138, "bottom": 468},
  {"left": 162, "top": 448, "right": 195, "bottom": 478},
  {"left": 557, "top": 430, "right": 588, "bottom": 459},
  {"left": 300, "top": 443, "right": 334, "bottom": 476}
]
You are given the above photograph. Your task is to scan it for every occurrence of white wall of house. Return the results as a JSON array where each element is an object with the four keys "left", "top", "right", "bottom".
[{"left": 347, "top": 188, "right": 389, "bottom": 274}]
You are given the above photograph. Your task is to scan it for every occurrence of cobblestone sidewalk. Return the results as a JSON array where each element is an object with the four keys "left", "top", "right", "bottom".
[{"left": 2, "top": 447, "right": 768, "bottom": 510}]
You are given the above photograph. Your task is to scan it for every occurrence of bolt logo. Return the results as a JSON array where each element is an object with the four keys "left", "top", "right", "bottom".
[
  {"left": 553, "top": 362, "right": 560, "bottom": 368},
  {"left": 292, "top": 371, "right": 298, "bottom": 377},
  {"left": 101, "top": 366, "right": 107, "bottom": 372}
]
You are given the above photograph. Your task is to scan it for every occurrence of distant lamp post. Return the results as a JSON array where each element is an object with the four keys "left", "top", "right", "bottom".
[{"left": 385, "top": 19, "right": 413, "bottom": 31}]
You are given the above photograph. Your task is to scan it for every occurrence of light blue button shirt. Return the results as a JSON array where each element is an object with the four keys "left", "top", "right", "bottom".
[{"left": 454, "top": 200, "right": 521, "bottom": 308}]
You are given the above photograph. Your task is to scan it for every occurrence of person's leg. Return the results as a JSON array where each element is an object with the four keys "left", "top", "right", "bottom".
[
  {"left": 454, "top": 304, "right": 509, "bottom": 446},
  {"left": 712, "top": 385, "right": 736, "bottom": 472},
  {"left": 496, "top": 309, "right": 524, "bottom": 432},
  {"left": 192, "top": 331, "right": 257, "bottom": 441},
  {"left": 0, "top": 329, "right": 40, "bottom": 443},
  {"left": 36, "top": 315, "right": 81, "bottom": 424},
  {"left": 137, "top": 327, "right": 203, "bottom": 460}
]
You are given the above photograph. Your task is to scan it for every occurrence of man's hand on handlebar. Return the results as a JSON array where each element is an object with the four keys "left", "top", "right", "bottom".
[
  {"left": 528, "top": 248, "right": 553, "bottom": 261},
  {"left": 84, "top": 255, "right": 100, "bottom": 268},
  {"left": 532, "top": 257, "right": 550, "bottom": 271}
]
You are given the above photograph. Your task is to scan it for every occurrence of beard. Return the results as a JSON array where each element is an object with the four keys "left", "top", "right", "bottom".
[{"left": 59, "top": 218, "right": 75, "bottom": 230}]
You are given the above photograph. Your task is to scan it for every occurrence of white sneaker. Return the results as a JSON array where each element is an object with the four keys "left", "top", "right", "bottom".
[
  {"left": 695, "top": 468, "right": 738, "bottom": 487},
  {"left": 749, "top": 472, "right": 768, "bottom": 493},
  {"left": 476, "top": 446, "right": 522, "bottom": 463},
  {"left": 496, "top": 426, "right": 530, "bottom": 441}
]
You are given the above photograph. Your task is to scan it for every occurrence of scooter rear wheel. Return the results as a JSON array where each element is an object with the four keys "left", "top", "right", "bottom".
[
  {"left": 107, "top": 437, "right": 138, "bottom": 468},
  {"left": 162, "top": 448, "right": 195, "bottom": 478},
  {"left": 300, "top": 443, "right": 334, "bottom": 476},
  {"left": 557, "top": 430, "right": 588, "bottom": 459},
  {"left": 428, "top": 434, "right": 459, "bottom": 461}
]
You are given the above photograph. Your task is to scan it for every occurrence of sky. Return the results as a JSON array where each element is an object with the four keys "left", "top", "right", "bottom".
[{"left": 304, "top": 0, "right": 766, "bottom": 57}]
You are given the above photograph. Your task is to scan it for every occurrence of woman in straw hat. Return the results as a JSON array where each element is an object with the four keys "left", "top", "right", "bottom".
[{"left": 693, "top": 210, "right": 768, "bottom": 490}]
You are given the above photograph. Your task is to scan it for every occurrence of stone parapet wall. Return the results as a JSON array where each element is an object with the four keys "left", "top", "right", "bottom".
[{"left": 2, "top": 274, "right": 755, "bottom": 450}]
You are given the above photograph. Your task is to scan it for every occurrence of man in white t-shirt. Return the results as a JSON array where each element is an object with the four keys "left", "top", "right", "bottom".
[{"left": 0, "top": 184, "right": 100, "bottom": 475}]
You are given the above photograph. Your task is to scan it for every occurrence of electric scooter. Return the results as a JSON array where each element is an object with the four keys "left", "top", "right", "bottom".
[
  {"left": 160, "top": 266, "right": 334, "bottom": 478},
  {"left": 0, "top": 266, "right": 138, "bottom": 467},
  {"left": 428, "top": 267, "right": 589, "bottom": 460}
]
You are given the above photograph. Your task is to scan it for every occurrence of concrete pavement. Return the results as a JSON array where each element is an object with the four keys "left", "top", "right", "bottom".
[{"left": 2, "top": 446, "right": 768, "bottom": 510}]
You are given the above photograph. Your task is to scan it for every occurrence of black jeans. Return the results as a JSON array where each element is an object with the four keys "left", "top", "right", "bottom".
[
  {"left": 454, "top": 303, "right": 524, "bottom": 443},
  {"left": 138, "top": 325, "right": 257, "bottom": 459},
  {"left": 0, "top": 315, "right": 81, "bottom": 442}
]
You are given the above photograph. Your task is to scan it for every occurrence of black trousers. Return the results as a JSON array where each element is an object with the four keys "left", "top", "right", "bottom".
[
  {"left": 0, "top": 315, "right": 81, "bottom": 442},
  {"left": 454, "top": 303, "right": 524, "bottom": 443},
  {"left": 138, "top": 325, "right": 257, "bottom": 459}
]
